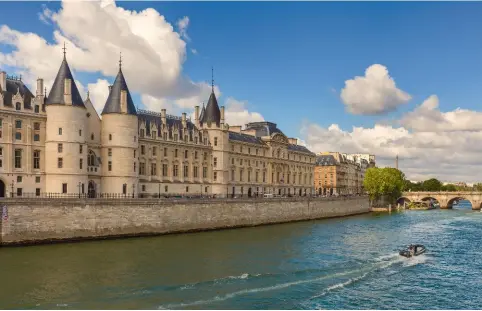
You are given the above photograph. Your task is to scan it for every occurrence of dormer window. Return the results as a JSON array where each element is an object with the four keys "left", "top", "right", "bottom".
[
  {"left": 140, "top": 129, "right": 145, "bottom": 138},
  {"left": 34, "top": 105, "right": 39, "bottom": 113},
  {"left": 15, "top": 102, "right": 21, "bottom": 111}
]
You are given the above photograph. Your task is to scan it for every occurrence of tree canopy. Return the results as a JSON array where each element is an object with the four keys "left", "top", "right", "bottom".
[{"left": 363, "top": 167, "right": 405, "bottom": 201}]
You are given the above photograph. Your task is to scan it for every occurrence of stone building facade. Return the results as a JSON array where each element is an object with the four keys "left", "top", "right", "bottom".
[
  {"left": 314, "top": 152, "right": 373, "bottom": 195},
  {"left": 0, "top": 54, "right": 315, "bottom": 198}
]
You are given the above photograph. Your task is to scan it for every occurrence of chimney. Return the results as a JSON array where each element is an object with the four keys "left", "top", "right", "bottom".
[
  {"left": 0, "top": 71, "right": 6, "bottom": 92},
  {"left": 194, "top": 105, "right": 199, "bottom": 125},
  {"left": 182, "top": 112, "right": 187, "bottom": 128},
  {"left": 64, "top": 78, "right": 72, "bottom": 105},
  {"left": 36, "top": 78, "right": 44, "bottom": 97},
  {"left": 220, "top": 106, "right": 225, "bottom": 124},
  {"left": 161, "top": 109, "right": 167, "bottom": 124},
  {"left": 120, "top": 90, "right": 127, "bottom": 113}
]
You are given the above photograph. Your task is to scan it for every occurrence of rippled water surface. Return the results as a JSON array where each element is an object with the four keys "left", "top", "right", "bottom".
[{"left": 1, "top": 202, "right": 481, "bottom": 309}]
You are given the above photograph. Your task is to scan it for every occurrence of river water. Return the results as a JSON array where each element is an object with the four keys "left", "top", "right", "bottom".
[{"left": 1, "top": 201, "right": 481, "bottom": 309}]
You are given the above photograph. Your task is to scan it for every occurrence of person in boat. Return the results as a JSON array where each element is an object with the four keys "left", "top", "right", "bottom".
[{"left": 409, "top": 245, "right": 415, "bottom": 256}]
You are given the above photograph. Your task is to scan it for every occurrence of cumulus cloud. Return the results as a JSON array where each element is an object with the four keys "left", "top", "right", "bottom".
[
  {"left": 400, "top": 95, "right": 482, "bottom": 132},
  {"left": 301, "top": 95, "right": 482, "bottom": 183},
  {"left": 0, "top": 0, "right": 264, "bottom": 121},
  {"left": 0, "top": 1, "right": 208, "bottom": 106},
  {"left": 224, "top": 97, "right": 264, "bottom": 127},
  {"left": 340, "top": 64, "right": 411, "bottom": 115}
]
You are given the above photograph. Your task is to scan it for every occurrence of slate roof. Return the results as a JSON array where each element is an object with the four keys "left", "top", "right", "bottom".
[
  {"left": 316, "top": 155, "right": 338, "bottom": 166},
  {"left": 200, "top": 91, "right": 220, "bottom": 126},
  {"left": 46, "top": 57, "right": 85, "bottom": 107},
  {"left": 228, "top": 131, "right": 265, "bottom": 145},
  {"left": 245, "top": 121, "right": 284, "bottom": 137},
  {"left": 288, "top": 144, "right": 315, "bottom": 155},
  {"left": 199, "top": 103, "right": 205, "bottom": 122},
  {"left": 101, "top": 68, "right": 137, "bottom": 116},
  {"left": 0, "top": 78, "right": 34, "bottom": 109},
  {"left": 138, "top": 111, "right": 196, "bottom": 137}
]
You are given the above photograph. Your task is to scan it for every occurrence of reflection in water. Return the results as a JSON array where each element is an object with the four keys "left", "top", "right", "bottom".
[{"left": 1, "top": 207, "right": 481, "bottom": 309}]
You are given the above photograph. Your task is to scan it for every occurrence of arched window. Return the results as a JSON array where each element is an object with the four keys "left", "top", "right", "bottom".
[
  {"left": 15, "top": 102, "right": 21, "bottom": 111},
  {"left": 88, "top": 150, "right": 97, "bottom": 167}
]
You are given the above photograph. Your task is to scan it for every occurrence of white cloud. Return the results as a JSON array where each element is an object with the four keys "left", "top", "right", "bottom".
[
  {"left": 0, "top": 0, "right": 206, "bottom": 106},
  {"left": 191, "top": 48, "right": 198, "bottom": 55},
  {"left": 224, "top": 97, "right": 264, "bottom": 127},
  {"left": 177, "top": 16, "right": 190, "bottom": 41},
  {"left": 400, "top": 95, "right": 482, "bottom": 132},
  {"left": 301, "top": 95, "right": 482, "bottom": 183},
  {"left": 340, "top": 64, "right": 411, "bottom": 115}
]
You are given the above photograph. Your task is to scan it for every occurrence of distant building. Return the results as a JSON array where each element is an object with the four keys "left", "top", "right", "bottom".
[{"left": 314, "top": 152, "right": 367, "bottom": 195}]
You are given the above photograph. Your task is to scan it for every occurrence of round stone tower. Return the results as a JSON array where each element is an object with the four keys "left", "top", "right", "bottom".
[
  {"left": 45, "top": 51, "right": 88, "bottom": 195},
  {"left": 100, "top": 60, "right": 139, "bottom": 196}
]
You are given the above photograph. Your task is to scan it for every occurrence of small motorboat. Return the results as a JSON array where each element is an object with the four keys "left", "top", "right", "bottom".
[{"left": 399, "top": 244, "right": 426, "bottom": 258}]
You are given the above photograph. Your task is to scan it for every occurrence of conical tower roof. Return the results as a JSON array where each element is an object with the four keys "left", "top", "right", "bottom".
[
  {"left": 199, "top": 102, "right": 205, "bottom": 124},
  {"left": 201, "top": 91, "right": 220, "bottom": 127},
  {"left": 101, "top": 66, "right": 137, "bottom": 116},
  {"left": 46, "top": 54, "right": 85, "bottom": 107}
]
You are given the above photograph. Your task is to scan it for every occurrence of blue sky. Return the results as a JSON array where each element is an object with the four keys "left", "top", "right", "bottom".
[{"left": 3, "top": 1, "right": 482, "bottom": 182}]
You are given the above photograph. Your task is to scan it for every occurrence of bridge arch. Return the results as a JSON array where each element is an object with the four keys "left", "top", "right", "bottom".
[{"left": 446, "top": 197, "right": 474, "bottom": 209}]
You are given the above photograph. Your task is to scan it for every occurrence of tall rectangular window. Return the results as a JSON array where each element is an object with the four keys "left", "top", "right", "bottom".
[
  {"left": 164, "top": 148, "right": 167, "bottom": 157},
  {"left": 214, "top": 172, "right": 217, "bottom": 181},
  {"left": 162, "top": 164, "right": 168, "bottom": 177},
  {"left": 140, "top": 162, "right": 145, "bottom": 175},
  {"left": 173, "top": 165, "right": 179, "bottom": 177},
  {"left": 183, "top": 165, "right": 188, "bottom": 178},
  {"left": 15, "top": 132, "right": 21, "bottom": 140},
  {"left": 151, "top": 163, "right": 157, "bottom": 176},
  {"left": 141, "top": 145, "right": 145, "bottom": 155},
  {"left": 194, "top": 166, "right": 198, "bottom": 178},
  {"left": 58, "top": 128, "right": 62, "bottom": 135},
  {"left": 214, "top": 137, "right": 218, "bottom": 146},
  {"left": 108, "top": 148, "right": 112, "bottom": 156},
  {"left": 15, "top": 149, "right": 22, "bottom": 168},
  {"left": 79, "top": 145, "right": 83, "bottom": 154},
  {"left": 184, "top": 150, "right": 188, "bottom": 159},
  {"left": 35, "top": 105, "right": 39, "bottom": 113},
  {"left": 152, "top": 147, "right": 157, "bottom": 156},
  {"left": 203, "top": 152, "right": 207, "bottom": 161},
  {"left": 195, "top": 151, "right": 198, "bottom": 159},
  {"left": 34, "top": 122, "right": 40, "bottom": 130},
  {"left": 80, "top": 158, "right": 83, "bottom": 169},
  {"left": 203, "top": 167, "right": 207, "bottom": 178},
  {"left": 58, "top": 158, "right": 63, "bottom": 168},
  {"left": 62, "top": 183, "right": 67, "bottom": 194},
  {"left": 15, "top": 120, "right": 22, "bottom": 129},
  {"left": 108, "top": 161, "right": 112, "bottom": 171},
  {"left": 214, "top": 157, "right": 217, "bottom": 167},
  {"left": 58, "top": 143, "right": 63, "bottom": 153},
  {"left": 34, "top": 134, "right": 40, "bottom": 141},
  {"left": 175, "top": 149, "right": 178, "bottom": 157},
  {"left": 33, "top": 150, "right": 40, "bottom": 169}
]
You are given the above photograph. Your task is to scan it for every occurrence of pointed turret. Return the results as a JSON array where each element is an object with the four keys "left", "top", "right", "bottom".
[
  {"left": 46, "top": 47, "right": 84, "bottom": 107},
  {"left": 201, "top": 68, "right": 220, "bottom": 126},
  {"left": 199, "top": 102, "right": 206, "bottom": 124},
  {"left": 101, "top": 56, "right": 137, "bottom": 115}
]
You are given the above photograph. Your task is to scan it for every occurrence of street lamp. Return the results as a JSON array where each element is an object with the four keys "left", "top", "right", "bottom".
[
  {"left": 77, "top": 181, "right": 81, "bottom": 198},
  {"left": 11, "top": 179, "right": 14, "bottom": 198},
  {"left": 200, "top": 183, "right": 202, "bottom": 198},
  {"left": 132, "top": 184, "right": 135, "bottom": 198},
  {"left": 158, "top": 182, "right": 161, "bottom": 198}
]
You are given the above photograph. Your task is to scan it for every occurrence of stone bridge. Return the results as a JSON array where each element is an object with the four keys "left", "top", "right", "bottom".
[{"left": 398, "top": 192, "right": 482, "bottom": 210}]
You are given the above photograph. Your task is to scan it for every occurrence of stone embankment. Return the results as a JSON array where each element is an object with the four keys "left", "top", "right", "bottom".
[{"left": 0, "top": 196, "right": 370, "bottom": 246}]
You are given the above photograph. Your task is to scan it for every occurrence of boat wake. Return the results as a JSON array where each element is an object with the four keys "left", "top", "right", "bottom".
[{"left": 157, "top": 254, "right": 405, "bottom": 309}]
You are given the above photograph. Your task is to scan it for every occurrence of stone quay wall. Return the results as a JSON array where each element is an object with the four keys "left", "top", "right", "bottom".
[{"left": 0, "top": 196, "right": 370, "bottom": 246}]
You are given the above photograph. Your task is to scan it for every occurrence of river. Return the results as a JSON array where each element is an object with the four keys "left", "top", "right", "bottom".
[{"left": 0, "top": 201, "right": 481, "bottom": 309}]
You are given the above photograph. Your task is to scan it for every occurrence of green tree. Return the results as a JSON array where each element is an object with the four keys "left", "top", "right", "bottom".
[
  {"left": 441, "top": 184, "right": 457, "bottom": 192},
  {"left": 363, "top": 167, "right": 405, "bottom": 202},
  {"left": 473, "top": 183, "right": 482, "bottom": 191},
  {"left": 422, "top": 178, "right": 442, "bottom": 191}
]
